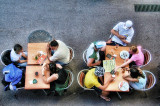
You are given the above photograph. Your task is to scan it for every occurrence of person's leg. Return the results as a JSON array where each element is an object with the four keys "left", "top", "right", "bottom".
[
  {"left": 100, "top": 91, "right": 111, "bottom": 101},
  {"left": 18, "top": 62, "right": 27, "bottom": 67}
]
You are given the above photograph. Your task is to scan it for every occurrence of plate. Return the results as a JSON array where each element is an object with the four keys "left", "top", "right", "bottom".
[
  {"left": 120, "top": 50, "right": 129, "bottom": 59},
  {"left": 119, "top": 81, "right": 129, "bottom": 91}
]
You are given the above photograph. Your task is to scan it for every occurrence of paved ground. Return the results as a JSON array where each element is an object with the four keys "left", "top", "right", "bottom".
[{"left": 0, "top": 0, "right": 160, "bottom": 106}]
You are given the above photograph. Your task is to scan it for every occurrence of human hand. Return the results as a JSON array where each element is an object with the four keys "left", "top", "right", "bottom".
[
  {"left": 56, "top": 64, "right": 62, "bottom": 69},
  {"left": 109, "top": 76, "right": 115, "bottom": 82},
  {"left": 118, "top": 35, "right": 126, "bottom": 39},
  {"left": 96, "top": 61, "right": 101, "bottom": 65}
]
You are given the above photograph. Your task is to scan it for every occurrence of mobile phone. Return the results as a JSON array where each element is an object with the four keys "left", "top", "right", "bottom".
[{"left": 106, "top": 54, "right": 112, "bottom": 59}]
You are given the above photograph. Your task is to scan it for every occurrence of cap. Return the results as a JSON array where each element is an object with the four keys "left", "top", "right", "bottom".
[
  {"left": 123, "top": 20, "right": 133, "bottom": 30},
  {"left": 94, "top": 67, "right": 105, "bottom": 77},
  {"left": 95, "top": 41, "right": 106, "bottom": 49}
]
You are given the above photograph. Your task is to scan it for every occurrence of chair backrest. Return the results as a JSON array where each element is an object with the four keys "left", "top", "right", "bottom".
[
  {"left": 28, "top": 30, "right": 52, "bottom": 43},
  {"left": 67, "top": 46, "right": 74, "bottom": 64},
  {"left": 0, "top": 49, "right": 12, "bottom": 66},
  {"left": 63, "top": 70, "right": 74, "bottom": 89},
  {"left": 140, "top": 49, "right": 152, "bottom": 68},
  {"left": 82, "top": 49, "right": 87, "bottom": 64},
  {"left": 134, "top": 70, "right": 156, "bottom": 91},
  {"left": 77, "top": 69, "right": 94, "bottom": 90}
]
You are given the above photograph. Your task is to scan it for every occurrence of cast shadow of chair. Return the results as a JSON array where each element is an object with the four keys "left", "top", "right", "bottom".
[{"left": 28, "top": 30, "right": 52, "bottom": 43}]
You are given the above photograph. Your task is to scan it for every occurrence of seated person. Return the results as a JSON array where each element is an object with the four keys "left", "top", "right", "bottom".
[
  {"left": 115, "top": 45, "right": 144, "bottom": 70},
  {"left": 84, "top": 67, "right": 114, "bottom": 101},
  {"left": 47, "top": 40, "right": 70, "bottom": 66},
  {"left": 122, "top": 67, "right": 146, "bottom": 89},
  {"left": 42, "top": 62, "right": 68, "bottom": 93},
  {"left": 86, "top": 41, "right": 106, "bottom": 67},
  {"left": 107, "top": 20, "right": 134, "bottom": 46},
  {"left": 10, "top": 44, "right": 27, "bottom": 67}
]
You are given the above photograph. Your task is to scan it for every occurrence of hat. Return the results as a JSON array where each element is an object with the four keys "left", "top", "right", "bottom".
[
  {"left": 95, "top": 41, "right": 106, "bottom": 49},
  {"left": 94, "top": 67, "right": 105, "bottom": 77},
  {"left": 123, "top": 20, "right": 133, "bottom": 30}
]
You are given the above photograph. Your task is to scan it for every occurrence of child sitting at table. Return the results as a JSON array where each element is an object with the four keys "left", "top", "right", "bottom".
[
  {"left": 42, "top": 62, "right": 68, "bottom": 95},
  {"left": 115, "top": 45, "right": 144, "bottom": 70},
  {"left": 122, "top": 67, "right": 146, "bottom": 90},
  {"left": 10, "top": 44, "right": 27, "bottom": 67}
]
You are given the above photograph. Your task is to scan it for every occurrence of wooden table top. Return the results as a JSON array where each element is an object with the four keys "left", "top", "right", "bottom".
[
  {"left": 104, "top": 45, "right": 130, "bottom": 92},
  {"left": 28, "top": 43, "right": 49, "bottom": 65},
  {"left": 25, "top": 66, "right": 50, "bottom": 90}
]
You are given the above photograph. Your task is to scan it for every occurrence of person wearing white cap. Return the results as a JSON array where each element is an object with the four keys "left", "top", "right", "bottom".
[
  {"left": 86, "top": 41, "right": 106, "bottom": 67},
  {"left": 107, "top": 20, "right": 134, "bottom": 46}
]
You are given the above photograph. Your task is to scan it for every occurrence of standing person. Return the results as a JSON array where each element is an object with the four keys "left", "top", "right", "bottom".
[
  {"left": 107, "top": 20, "right": 134, "bottom": 46},
  {"left": 47, "top": 40, "right": 70, "bottom": 66},
  {"left": 10, "top": 44, "right": 27, "bottom": 67},
  {"left": 84, "top": 67, "right": 114, "bottom": 101},
  {"left": 86, "top": 41, "right": 106, "bottom": 67}
]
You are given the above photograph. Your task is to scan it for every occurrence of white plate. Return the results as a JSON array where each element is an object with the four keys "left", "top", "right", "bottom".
[
  {"left": 120, "top": 50, "right": 129, "bottom": 60},
  {"left": 119, "top": 81, "right": 129, "bottom": 91}
]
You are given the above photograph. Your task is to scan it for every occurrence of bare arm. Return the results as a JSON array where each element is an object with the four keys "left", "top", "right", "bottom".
[
  {"left": 123, "top": 76, "right": 139, "bottom": 82},
  {"left": 42, "top": 74, "right": 58, "bottom": 84},
  {"left": 120, "top": 38, "right": 129, "bottom": 44},
  {"left": 87, "top": 58, "right": 101, "bottom": 67},
  {"left": 111, "top": 29, "right": 126, "bottom": 39},
  {"left": 22, "top": 52, "right": 27, "bottom": 59},
  {"left": 98, "top": 77, "right": 114, "bottom": 91},
  {"left": 115, "top": 59, "right": 133, "bottom": 71}
]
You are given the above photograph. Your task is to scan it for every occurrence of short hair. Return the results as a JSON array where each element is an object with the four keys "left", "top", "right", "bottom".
[
  {"left": 130, "top": 46, "right": 137, "bottom": 53},
  {"left": 50, "top": 40, "right": 58, "bottom": 47},
  {"left": 14, "top": 44, "right": 22, "bottom": 54}
]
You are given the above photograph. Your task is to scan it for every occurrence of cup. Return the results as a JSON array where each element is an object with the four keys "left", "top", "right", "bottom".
[
  {"left": 35, "top": 72, "right": 38, "bottom": 76},
  {"left": 33, "top": 79, "right": 38, "bottom": 84}
]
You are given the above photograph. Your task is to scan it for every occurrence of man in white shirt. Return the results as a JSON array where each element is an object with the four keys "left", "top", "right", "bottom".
[
  {"left": 47, "top": 40, "right": 70, "bottom": 65},
  {"left": 10, "top": 44, "right": 27, "bottom": 67},
  {"left": 107, "top": 20, "right": 134, "bottom": 46}
]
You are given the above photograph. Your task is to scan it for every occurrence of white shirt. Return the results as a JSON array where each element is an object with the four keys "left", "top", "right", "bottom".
[
  {"left": 10, "top": 49, "right": 22, "bottom": 62},
  {"left": 49, "top": 40, "right": 70, "bottom": 64},
  {"left": 111, "top": 22, "right": 134, "bottom": 46}
]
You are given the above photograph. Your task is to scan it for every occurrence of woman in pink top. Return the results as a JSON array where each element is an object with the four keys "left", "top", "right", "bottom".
[{"left": 115, "top": 45, "right": 144, "bottom": 71}]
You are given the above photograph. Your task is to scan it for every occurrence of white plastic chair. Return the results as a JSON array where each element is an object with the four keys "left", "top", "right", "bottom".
[
  {"left": 77, "top": 69, "right": 94, "bottom": 90},
  {"left": 82, "top": 49, "right": 87, "bottom": 64},
  {"left": 140, "top": 49, "right": 152, "bottom": 68},
  {"left": 67, "top": 46, "right": 74, "bottom": 64}
]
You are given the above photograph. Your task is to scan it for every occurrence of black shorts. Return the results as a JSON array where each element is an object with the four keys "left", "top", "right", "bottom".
[
  {"left": 107, "top": 41, "right": 123, "bottom": 46},
  {"left": 91, "top": 86, "right": 102, "bottom": 95}
]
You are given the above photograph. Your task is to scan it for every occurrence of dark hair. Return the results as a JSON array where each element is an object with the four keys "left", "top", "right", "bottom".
[
  {"left": 130, "top": 68, "right": 145, "bottom": 78},
  {"left": 50, "top": 40, "right": 58, "bottom": 47},
  {"left": 14, "top": 44, "right": 22, "bottom": 54},
  {"left": 49, "top": 62, "right": 57, "bottom": 74}
]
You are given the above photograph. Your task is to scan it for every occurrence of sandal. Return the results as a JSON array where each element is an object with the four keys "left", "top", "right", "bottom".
[{"left": 100, "top": 95, "right": 111, "bottom": 101}]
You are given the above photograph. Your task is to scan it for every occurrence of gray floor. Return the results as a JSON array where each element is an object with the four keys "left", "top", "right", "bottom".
[{"left": 0, "top": 0, "right": 160, "bottom": 106}]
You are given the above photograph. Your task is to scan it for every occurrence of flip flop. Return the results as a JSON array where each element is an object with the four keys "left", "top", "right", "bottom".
[{"left": 100, "top": 95, "right": 111, "bottom": 102}]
